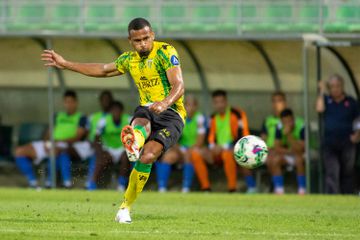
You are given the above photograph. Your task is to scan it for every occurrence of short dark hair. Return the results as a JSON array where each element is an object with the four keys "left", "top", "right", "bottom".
[
  {"left": 280, "top": 108, "right": 294, "bottom": 118},
  {"left": 99, "top": 90, "right": 113, "bottom": 101},
  {"left": 63, "top": 89, "right": 77, "bottom": 100},
  {"left": 111, "top": 100, "right": 124, "bottom": 111},
  {"left": 212, "top": 89, "right": 227, "bottom": 98},
  {"left": 272, "top": 91, "right": 286, "bottom": 100},
  {"left": 128, "top": 18, "right": 152, "bottom": 34}
]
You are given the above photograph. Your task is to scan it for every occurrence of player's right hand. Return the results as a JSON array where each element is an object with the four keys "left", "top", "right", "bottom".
[{"left": 41, "top": 50, "right": 66, "bottom": 69}]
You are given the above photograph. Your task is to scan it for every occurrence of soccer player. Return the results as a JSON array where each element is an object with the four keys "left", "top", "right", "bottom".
[
  {"left": 268, "top": 108, "right": 305, "bottom": 195},
  {"left": 156, "top": 95, "right": 208, "bottom": 192},
  {"left": 85, "top": 90, "right": 114, "bottom": 189},
  {"left": 261, "top": 91, "right": 287, "bottom": 150},
  {"left": 261, "top": 91, "right": 287, "bottom": 185},
  {"left": 88, "top": 101, "right": 131, "bottom": 191},
  {"left": 208, "top": 90, "right": 256, "bottom": 193},
  {"left": 41, "top": 18, "right": 185, "bottom": 223},
  {"left": 15, "top": 90, "right": 87, "bottom": 188}
]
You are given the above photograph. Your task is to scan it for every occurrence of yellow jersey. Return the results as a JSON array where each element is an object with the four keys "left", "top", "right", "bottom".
[{"left": 115, "top": 41, "right": 186, "bottom": 121}]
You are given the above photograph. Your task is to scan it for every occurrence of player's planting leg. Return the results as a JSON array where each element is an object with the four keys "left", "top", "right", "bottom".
[
  {"left": 116, "top": 141, "right": 163, "bottom": 224},
  {"left": 121, "top": 160, "right": 152, "bottom": 208}
]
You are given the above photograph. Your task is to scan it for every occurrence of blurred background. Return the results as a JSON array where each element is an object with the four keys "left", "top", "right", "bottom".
[{"left": 0, "top": 0, "right": 359, "bottom": 193}]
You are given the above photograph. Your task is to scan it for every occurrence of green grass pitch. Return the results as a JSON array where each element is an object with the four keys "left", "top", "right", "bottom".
[{"left": 0, "top": 188, "right": 359, "bottom": 240}]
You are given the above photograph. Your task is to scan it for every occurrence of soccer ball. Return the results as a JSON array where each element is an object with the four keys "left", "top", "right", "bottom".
[{"left": 233, "top": 135, "right": 268, "bottom": 169}]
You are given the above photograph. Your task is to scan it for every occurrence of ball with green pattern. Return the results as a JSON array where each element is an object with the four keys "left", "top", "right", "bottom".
[{"left": 233, "top": 135, "right": 268, "bottom": 169}]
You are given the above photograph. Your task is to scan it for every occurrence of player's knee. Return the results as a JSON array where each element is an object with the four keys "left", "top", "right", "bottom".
[
  {"left": 15, "top": 146, "right": 26, "bottom": 157},
  {"left": 140, "top": 151, "right": 157, "bottom": 164},
  {"left": 163, "top": 151, "right": 178, "bottom": 164},
  {"left": 295, "top": 156, "right": 304, "bottom": 167},
  {"left": 269, "top": 154, "right": 281, "bottom": 168},
  {"left": 266, "top": 154, "right": 274, "bottom": 167}
]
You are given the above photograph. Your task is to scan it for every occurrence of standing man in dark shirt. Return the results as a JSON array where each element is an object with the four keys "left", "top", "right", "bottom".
[{"left": 316, "top": 74, "right": 360, "bottom": 194}]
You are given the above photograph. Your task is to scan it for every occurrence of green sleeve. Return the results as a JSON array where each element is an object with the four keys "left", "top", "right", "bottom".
[{"left": 115, "top": 52, "right": 131, "bottom": 73}]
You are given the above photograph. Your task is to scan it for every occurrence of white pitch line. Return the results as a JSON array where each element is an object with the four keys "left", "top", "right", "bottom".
[{"left": 0, "top": 228, "right": 358, "bottom": 238}]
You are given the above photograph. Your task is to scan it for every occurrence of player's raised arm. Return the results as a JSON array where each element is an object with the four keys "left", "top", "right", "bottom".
[{"left": 41, "top": 50, "right": 122, "bottom": 78}]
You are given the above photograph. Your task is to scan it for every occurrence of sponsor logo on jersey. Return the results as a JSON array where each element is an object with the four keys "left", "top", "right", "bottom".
[{"left": 136, "top": 78, "right": 160, "bottom": 89}]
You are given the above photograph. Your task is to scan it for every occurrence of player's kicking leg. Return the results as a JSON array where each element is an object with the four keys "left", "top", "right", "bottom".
[{"left": 115, "top": 117, "right": 153, "bottom": 223}]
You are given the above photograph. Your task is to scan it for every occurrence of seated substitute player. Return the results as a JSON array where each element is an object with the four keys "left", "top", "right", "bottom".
[
  {"left": 261, "top": 91, "right": 287, "bottom": 180},
  {"left": 85, "top": 90, "right": 114, "bottom": 189},
  {"left": 15, "top": 90, "right": 88, "bottom": 188},
  {"left": 208, "top": 90, "right": 256, "bottom": 193},
  {"left": 156, "top": 95, "right": 209, "bottom": 192},
  {"left": 87, "top": 101, "right": 132, "bottom": 191},
  {"left": 261, "top": 91, "right": 287, "bottom": 151},
  {"left": 41, "top": 18, "right": 185, "bottom": 223},
  {"left": 268, "top": 108, "right": 306, "bottom": 195}
]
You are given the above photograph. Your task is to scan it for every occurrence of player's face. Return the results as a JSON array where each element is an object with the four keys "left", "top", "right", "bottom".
[
  {"left": 128, "top": 26, "right": 155, "bottom": 58},
  {"left": 185, "top": 98, "right": 198, "bottom": 117},
  {"left": 281, "top": 115, "right": 294, "bottom": 129},
  {"left": 100, "top": 94, "right": 112, "bottom": 112},
  {"left": 64, "top": 97, "right": 77, "bottom": 114},
  {"left": 328, "top": 78, "right": 344, "bottom": 99},
  {"left": 212, "top": 95, "right": 227, "bottom": 114},
  {"left": 111, "top": 107, "right": 122, "bottom": 121},
  {"left": 272, "top": 95, "right": 286, "bottom": 116}
]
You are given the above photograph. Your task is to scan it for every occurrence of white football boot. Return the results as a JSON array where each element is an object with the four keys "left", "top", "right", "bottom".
[
  {"left": 121, "top": 125, "right": 140, "bottom": 162},
  {"left": 115, "top": 208, "right": 132, "bottom": 224}
]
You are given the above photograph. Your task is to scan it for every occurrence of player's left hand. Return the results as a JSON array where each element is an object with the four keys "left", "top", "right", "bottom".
[{"left": 149, "top": 101, "right": 168, "bottom": 114}]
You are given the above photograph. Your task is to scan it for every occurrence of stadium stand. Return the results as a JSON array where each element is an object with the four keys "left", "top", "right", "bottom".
[{"left": 0, "top": 0, "right": 359, "bottom": 35}]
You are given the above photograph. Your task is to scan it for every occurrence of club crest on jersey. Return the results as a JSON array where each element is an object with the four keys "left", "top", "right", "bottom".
[
  {"left": 170, "top": 55, "right": 179, "bottom": 66},
  {"left": 147, "top": 59, "right": 153, "bottom": 68}
]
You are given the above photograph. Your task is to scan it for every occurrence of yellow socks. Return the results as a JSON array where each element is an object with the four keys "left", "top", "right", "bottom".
[
  {"left": 133, "top": 125, "right": 148, "bottom": 149},
  {"left": 120, "top": 161, "right": 152, "bottom": 210}
]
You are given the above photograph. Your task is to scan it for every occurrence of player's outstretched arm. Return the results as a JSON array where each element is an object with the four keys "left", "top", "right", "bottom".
[
  {"left": 149, "top": 66, "right": 184, "bottom": 114},
  {"left": 41, "top": 50, "right": 122, "bottom": 78}
]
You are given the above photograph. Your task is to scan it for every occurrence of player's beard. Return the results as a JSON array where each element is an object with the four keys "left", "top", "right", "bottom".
[{"left": 139, "top": 50, "right": 151, "bottom": 58}]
